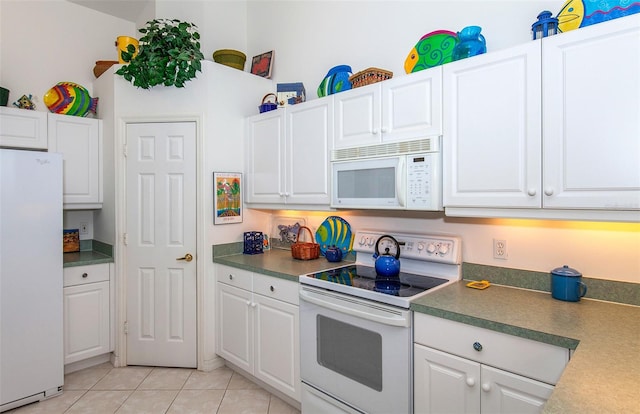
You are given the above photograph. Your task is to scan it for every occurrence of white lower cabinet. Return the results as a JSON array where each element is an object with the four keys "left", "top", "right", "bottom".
[
  {"left": 63, "top": 263, "right": 111, "bottom": 365},
  {"left": 414, "top": 313, "right": 568, "bottom": 414},
  {"left": 216, "top": 264, "right": 300, "bottom": 402}
]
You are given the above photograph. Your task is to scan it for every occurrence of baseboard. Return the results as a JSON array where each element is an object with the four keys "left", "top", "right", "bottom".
[{"left": 64, "top": 353, "right": 112, "bottom": 374}]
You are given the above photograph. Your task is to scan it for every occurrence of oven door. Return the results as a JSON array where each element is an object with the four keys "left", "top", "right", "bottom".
[{"left": 299, "top": 285, "right": 412, "bottom": 414}]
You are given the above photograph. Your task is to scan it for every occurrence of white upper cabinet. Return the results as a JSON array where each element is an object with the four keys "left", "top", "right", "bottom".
[
  {"left": 333, "top": 68, "right": 442, "bottom": 149},
  {"left": 245, "top": 98, "right": 333, "bottom": 208},
  {"left": 542, "top": 14, "right": 640, "bottom": 211},
  {"left": 0, "top": 107, "right": 48, "bottom": 150},
  {"left": 444, "top": 14, "right": 640, "bottom": 221},
  {"left": 443, "top": 41, "right": 541, "bottom": 208},
  {"left": 48, "top": 113, "right": 103, "bottom": 209}
]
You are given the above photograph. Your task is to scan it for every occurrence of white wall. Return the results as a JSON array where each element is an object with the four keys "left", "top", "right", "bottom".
[
  {"left": 0, "top": 0, "right": 137, "bottom": 106},
  {"left": 245, "top": 0, "right": 560, "bottom": 98},
  {"left": 281, "top": 211, "right": 640, "bottom": 283}
]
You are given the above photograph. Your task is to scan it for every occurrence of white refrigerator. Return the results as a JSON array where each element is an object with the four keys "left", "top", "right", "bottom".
[{"left": 0, "top": 148, "right": 64, "bottom": 412}]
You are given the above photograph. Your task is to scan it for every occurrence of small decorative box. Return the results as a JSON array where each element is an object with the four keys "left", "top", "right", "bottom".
[
  {"left": 63, "top": 229, "right": 80, "bottom": 253},
  {"left": 243, "top": 231, "right": 264, "bottom": 255},
  {"left": 277, "top": 82, "right": 306, "bottom": 106}
]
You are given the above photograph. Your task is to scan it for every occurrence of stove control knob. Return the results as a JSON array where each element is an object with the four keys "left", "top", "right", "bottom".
[
  {"left": 417, "top": 242, "right": 425, "bottom": 251},
  {"left": 427, "top": 243, "right": 437, "bottom": 254},
  {"left": 438, "top": 243, "right": 450, "bottom": 255}
]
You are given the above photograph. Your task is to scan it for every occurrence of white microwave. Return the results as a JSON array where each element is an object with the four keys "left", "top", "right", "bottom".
[{"left": 330, "top": 138, "right": 442, "bottom": 211}]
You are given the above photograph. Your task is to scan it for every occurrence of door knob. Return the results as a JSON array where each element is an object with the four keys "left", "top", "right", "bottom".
[{"left": 176, "top": 253, "right": 193, "bottom": 262}]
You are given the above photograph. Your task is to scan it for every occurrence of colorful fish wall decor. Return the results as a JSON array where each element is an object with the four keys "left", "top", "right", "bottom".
[
  {"left": 43, "top": 82, "right": 98, "bottom": 117},
  {"left": 556, "top": 0, "right": 640, "bottom": 32}
]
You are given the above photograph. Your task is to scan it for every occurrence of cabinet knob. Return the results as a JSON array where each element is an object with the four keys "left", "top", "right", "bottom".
[
  {"left": 246, "top": 300, "right": 251, "bottom": 306},
  {"left": 527, "top": 188, "right": 536, "bottom": 196},
  {"left": 473, "top": 342, "right": 483, "bottom": 352},
  {"left": 482, "top": 383, "right": 491, "bottom": 392},
  {"left": 251, "top": 302, "right": 257, "bottom": 308},
  {"left": 82, "top": 273, "right": 88, "bottom": 278},
  {"left": 466, "top": 377, "right": 475, "bottom": 387},
  {"left": 270, "top": 285, "right": 275, "bottom": 292},
  {"left": 544, "top": 187, "right": 554, "bottom": 196},
  {"left": 229, "top": 274, "right": 233, "bottom": 280}
]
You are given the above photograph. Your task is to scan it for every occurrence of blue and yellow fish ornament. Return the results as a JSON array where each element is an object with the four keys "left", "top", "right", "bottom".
[
  {"left": 556, "top": 0, "right": 640, "bottom": 32},
  {"left": 404, "top": 30, "right": 459, "bottom": 74},
  {"left": 43, "top": 82, "right": 98, "bottom": 117}
]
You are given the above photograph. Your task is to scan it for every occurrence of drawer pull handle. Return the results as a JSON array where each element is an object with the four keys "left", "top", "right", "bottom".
[
  {"left": 473, "top": 342, "right": 483, "bottom": 352},
  {"left": 82, "top": 273, "right": 88, "bottom": 278},
  {"left": 270, "top": 286, "right": 275, "bottom": 292}
]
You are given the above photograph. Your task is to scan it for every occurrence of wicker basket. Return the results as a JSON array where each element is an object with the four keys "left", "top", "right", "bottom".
[
  {"left": 349, "top": 67, "right": 393, "bottom": 88},
  {"left": 291, "top": 226, "right": 320, "bottom": 260}
]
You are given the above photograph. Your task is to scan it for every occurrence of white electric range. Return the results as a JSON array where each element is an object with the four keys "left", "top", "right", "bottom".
[{"left": 299, "top": 230, "right": 462, "bottom": 414}]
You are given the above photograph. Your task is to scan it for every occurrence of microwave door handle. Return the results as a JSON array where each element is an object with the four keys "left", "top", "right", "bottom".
[{"left": 397, "top": 157, "right": 406, "bottom": 207}]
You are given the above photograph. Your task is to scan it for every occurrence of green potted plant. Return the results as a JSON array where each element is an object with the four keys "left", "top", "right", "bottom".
[{"left": 116, "top": 19, "right": 205, "bottom": 89}]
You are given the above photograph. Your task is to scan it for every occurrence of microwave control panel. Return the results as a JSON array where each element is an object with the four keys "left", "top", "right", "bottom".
[{"left": 406, "top": 153, "right": 441, "bottom": 210}]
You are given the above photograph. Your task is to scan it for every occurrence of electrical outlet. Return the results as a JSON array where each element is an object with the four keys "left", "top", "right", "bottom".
[
  {"left": 80, "top": 222, "right": 88, "bottom": 235},
  {"left": 493, "top": 239, "right": 507, "bottom": 260}
]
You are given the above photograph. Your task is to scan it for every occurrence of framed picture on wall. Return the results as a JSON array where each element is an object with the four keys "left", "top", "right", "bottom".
[
  {"left": 214, "top": 172, "right": 243, "bottom": 225},
  {"left": 250, "top": 50, "right": 274, "bottom": 78}
]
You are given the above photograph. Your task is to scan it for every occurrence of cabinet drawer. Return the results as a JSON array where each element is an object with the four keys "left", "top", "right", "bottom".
[
  {"left": 64, "top": 263, "right": 109, "bottom": 287},
  {"left": 216, "top": 264, "right": 253, "bottom": 291},
  {"left": 414, "top": 313, "right": 569, "bottom": 385},
  {"left": 253, "top": 273, "right": 299, "bottom": 305}
]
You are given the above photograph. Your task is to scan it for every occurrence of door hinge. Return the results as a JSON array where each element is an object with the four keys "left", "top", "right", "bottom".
[
  {"left": 123, "top": 233, "right": 128, "bottom": 246},
  {"left": 124, "top": 321, "right": 128, "bottom": 335}
]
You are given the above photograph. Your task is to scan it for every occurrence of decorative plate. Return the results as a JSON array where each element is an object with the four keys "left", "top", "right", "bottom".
[{"left": 315, "top": 216, "right": 354, "bottom": 255}]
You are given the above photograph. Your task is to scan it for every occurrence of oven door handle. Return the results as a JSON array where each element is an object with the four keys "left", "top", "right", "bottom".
[{"left": 300, "top": 288, "right": 410, "bottom": 328}]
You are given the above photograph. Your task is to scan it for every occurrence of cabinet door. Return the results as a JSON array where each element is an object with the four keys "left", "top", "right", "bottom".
[
  {"left": 63, "top": 281, "right": 110, "bottom": 364},
  {"left": 382, "top": 67, "right": 442, "bottom": 142},
  {"left": 245, "top": 111, "right": 286, "bottom": 204},
  {"left": 481, "top": 365, "right": 553, "bottom": 414},
  {"left": 443, "top": 41, "right": 542, "bottom": 208},
  {"left": 286, "top": 98, "right": 333, "bottom": 205},
  {"left": 48, "top": 114, "right": 103, "bottom": 208},
  {"left": 0, "top": 106, "right": 48, "bottom": 149},
  {"left": 414, "top": 344, "right": 480, "bottom": 414},
  {"left": 542, "top": 14, "right": 640, "bottom": 210},
  {"left": 333, "top": 84, "right": 381, "bottom": 149},
  {"left": 253, "top": 293, "right": 300, "bottom": 401},
  {"left": 216, "top": 282, "right": 253, "bottom": 373}
]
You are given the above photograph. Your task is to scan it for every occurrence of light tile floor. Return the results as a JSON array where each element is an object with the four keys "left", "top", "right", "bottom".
[{"left": 8, "top": 363, "right": 301, "bottom": 414}]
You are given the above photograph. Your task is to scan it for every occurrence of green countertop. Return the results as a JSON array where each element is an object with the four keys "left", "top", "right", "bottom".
[
  {"left": 63, "top": 250, "right": 113, "bottom": 267},
  {"left": 213, "top": 249, "right": 640, "bottom": 413},
  {"left": 213, "top": 248, "right": 353, "bottom": 282},
  {"left": 411, "top": 282, "right": 640, "bottom": 414}
]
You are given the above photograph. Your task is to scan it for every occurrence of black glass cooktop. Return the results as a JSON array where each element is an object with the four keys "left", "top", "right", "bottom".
[{"left": 304, "top": 264, "right": 448, "bottom": 297}]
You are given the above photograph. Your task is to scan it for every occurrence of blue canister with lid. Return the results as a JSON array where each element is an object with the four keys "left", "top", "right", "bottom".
[{"left": 550, "top": 265, "right": 587, "bottom": 302}]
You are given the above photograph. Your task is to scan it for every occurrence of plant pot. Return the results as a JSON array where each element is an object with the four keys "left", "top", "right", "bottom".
[
  {"left": 213, "top": 49, "right": 246, "bottom": 70},
  {"left": 116, "top": 36, "right": 139, "bottom": 63}
]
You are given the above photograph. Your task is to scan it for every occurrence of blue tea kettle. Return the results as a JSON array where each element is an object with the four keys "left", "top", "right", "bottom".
[{"left": 373, "top": 235, "right": 401, "bottom": 278}]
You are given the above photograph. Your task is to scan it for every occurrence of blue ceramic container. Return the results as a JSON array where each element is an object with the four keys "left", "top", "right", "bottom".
[{"left": 551, "top": 265, "right": 587, "bottom": 302}]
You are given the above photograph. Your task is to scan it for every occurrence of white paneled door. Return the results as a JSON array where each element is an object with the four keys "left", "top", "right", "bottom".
[{"left": 125, "top": 122, "right": 197, "bottom": 368}]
